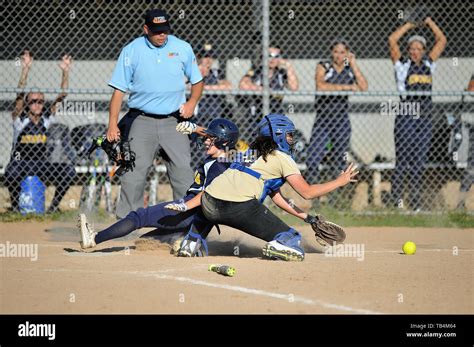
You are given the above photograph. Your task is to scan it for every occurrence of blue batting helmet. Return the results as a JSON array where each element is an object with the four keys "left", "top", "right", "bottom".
[
  {"left": 203, "top": 118, "right": 239, "bottom": 149},
  {"left": 256, "top": 114, "right": 296, "bottom": 156}
]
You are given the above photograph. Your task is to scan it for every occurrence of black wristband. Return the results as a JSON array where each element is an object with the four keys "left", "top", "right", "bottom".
[{"left": 304, "top": 215, "right": 316, "bottom": 224}]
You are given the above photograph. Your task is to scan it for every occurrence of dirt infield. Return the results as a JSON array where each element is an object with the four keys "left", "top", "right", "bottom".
[{"left": 1, "top": 220, "right": 472, "bottom": 314}]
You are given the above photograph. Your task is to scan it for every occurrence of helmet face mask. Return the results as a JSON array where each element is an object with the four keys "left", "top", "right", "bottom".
[
  {"left": 198, "top": 135, "right": 217, "bottom": 150},
  {"left": 257, "top": 114, "right": 297, "bottom": 157},
  {"left": 204, "top": 136, "right": 216, "bottom": 147},
  {"left": 200, "top": 136, "right": 223, "bottom": 156},
  {"left": 286, "top": 131, "right": 296, "bottom": 151}
]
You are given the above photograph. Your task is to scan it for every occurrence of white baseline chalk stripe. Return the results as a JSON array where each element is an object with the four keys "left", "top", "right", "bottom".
[
  {"left": 42, "top": 268, "right": 380, "bottom": 314},
  {"left": 137, "top": 271, "right": 381, "bottom": 314}
]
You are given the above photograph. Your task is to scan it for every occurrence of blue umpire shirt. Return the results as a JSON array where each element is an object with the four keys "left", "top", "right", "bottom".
[{"left": 109, "top": 35, "right": 203, "bottom": 114}]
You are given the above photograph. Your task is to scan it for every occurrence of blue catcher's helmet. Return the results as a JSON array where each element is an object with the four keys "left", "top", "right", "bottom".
[
  {"left": 256, "top": 114, "right": 296, "bottom": 156},
  {"left": 203, "top": 118, "right": 240, "bottom": 149}
]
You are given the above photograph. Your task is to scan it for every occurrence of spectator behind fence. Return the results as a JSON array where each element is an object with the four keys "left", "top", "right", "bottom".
[
  {"left": 457, "top": 74, "right": 474, "bottom": 209},
  {"left": 388, "top": 17, "right": 447, "bottom": 211},
  {"left": 195, "top": 43, "right": 232, "bottom": 126},
  {"left": 305, "top": 40, "right": 368, "bottom": 184},
  {"left": 106, "top": 9, "right": 203, "bottom": 218},
  {"left": 239, "top": 46, "right": 299, "bottom": 135},
  {"left": 5, "top": 50, "right": 76, "bottom": 213}
]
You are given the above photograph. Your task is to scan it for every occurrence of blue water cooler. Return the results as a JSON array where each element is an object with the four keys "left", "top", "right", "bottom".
[{"left": 19, "top": 176, "right": 45, "bottom": 215}]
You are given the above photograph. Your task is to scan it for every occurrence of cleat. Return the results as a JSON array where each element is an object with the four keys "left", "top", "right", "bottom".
[
  {"left": 176, "top": 231, "right": 208, "bottom": 257},
  {"left": 170, "top": 234, "right": 185, "bottom": 255},
  {"left": 262, "top": 240, "right": 304, "bottom": 261},
  {"left": 177, "top": 248, "right": 193, "bottom": 257},
  {"left": 176, "top": 242, "right": 205, "bottom": 257},
  {"left": 77, "top": 213, "right": 97, "bottom": 249}
]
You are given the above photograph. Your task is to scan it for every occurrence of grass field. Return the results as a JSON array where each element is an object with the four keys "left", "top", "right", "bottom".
[{"left": 2, "top": 207, "right": 474, "bottom": 228}]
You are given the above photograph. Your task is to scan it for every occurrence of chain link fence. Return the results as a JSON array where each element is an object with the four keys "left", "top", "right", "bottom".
[{"left": 1, "top": 0, "right": 473, "bottom": 214}]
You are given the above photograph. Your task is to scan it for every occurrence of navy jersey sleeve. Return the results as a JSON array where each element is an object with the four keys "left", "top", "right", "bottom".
[
  {"left": 422, "top": 55, "right": 437, "bottom": 74},
  {"left": 186, "top": 158, "right": 230, "bottom": 195},
  {"left": 186, "top": 167, "right": 206, "bottom": 195},
  {"left": 398, "top": 56, "right": 409, "bottom": 64},
  {"left": 319, "top": 60, "right": 330, "bottom": 72},
  {"left": 203, "top": 161, "right": 230, "bottom": 188}
]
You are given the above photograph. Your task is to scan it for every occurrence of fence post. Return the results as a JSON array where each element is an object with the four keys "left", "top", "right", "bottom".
[{"left": 262, "top": 0, "right": 270, "bottom": 116}]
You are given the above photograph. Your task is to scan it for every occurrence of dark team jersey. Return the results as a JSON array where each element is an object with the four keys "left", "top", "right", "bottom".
[
  {"left": 249, "top": 66, "right": 288, "bottom": 91},
  {"left": 394, "top": 55, "right": 435, "bottom": 115},
  {"left": 198, "top": 68, "right": 226, "bottom": 122},
  {"left": 186, "top": 156, "right": 232, "bottom": 197},
  {"left": 315, "top": 61, "right": 355, "bottom": 117},
  {"left": 203, "top": 67, "right": 224, "bottom": 85},
  {"left": 246, "top": 66, "right": 288, "bottom": 113},
  {"left": 11, "top": 110, "right": 54, "bottom": 161}
]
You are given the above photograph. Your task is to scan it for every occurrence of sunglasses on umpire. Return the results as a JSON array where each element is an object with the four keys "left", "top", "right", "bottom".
[
  {"left": 269, "top": 53, "right": 281, "bottom": 58},
  {"left": 28, "top": 99, "right": 45, "bottom": 105},
  {"left": 150, "top": 30, "right": 170, "bottom": 36}
]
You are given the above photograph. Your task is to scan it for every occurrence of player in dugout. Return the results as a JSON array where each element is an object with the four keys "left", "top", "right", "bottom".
[
  {"left": 5, "top": 50, "right": 75, "bottom": 213},
  {"left": 388, "top": 15, "right": 447, "bottom": 211},
  {"left": 239, "top": 46, "right": 299, "bottom": 138}
]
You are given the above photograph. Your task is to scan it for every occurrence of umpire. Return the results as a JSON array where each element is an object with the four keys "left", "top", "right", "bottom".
[{"left": 107, "top": 9, "right": 203, "bottom": 218}]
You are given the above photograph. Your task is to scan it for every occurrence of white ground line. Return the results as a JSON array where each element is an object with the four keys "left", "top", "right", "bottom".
[
  {"left": 63, "top": 251, "right": 119, "bottom": 257},
  {"left": 136, "top": 270, "right": 381, "bottom": 314},
  {"left": 42, "top": 267, "right": 381, "bottom": 314}
]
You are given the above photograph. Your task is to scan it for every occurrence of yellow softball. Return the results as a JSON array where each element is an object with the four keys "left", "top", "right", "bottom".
[{"left": 402, "top": 241, "right": 416, "bottom": 255}]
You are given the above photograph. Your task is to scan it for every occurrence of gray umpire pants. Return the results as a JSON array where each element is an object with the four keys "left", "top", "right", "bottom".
[{"left": 116, "top": 115, "right": 194, "bottom": 219}]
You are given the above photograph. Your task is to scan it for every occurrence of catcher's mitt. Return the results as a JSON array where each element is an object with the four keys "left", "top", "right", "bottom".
[
  {"left": 305, "top": 214, "right": 346, "bottom": 247},
  {"left": 87, "top": 135, "right": 136, "bottom": 176},
  {"left": 404, "top": 5, "right": 429, "bottom": 26}
]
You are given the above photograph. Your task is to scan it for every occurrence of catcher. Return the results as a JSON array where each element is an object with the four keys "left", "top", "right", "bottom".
[
  {"left": 78, "top": 118, "right": 239, "bottom": 250},
  {"left": 175, "top": 114, "right": 357, "bottom": 261}
]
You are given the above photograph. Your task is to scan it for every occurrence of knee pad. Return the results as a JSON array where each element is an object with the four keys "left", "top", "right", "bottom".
[
  {"left": 177, "top": 231, "right": 208, "bottom": 257},
  {"left": 273, "top": 229, "right": 303, "bottom": 251}
]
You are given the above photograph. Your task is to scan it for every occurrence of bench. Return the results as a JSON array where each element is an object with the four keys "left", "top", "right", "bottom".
[{"left": 0, "top": 161, "right": 468, "bottom": 210}]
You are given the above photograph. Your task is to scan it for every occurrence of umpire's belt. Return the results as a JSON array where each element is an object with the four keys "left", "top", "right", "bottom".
[
  {"left": 118, "top": 108, "right": 181, "bottom": 141},
  {"left": 129, "top": 108, "right": 180, "bottom": 119},
  {"left": 229, "top": 162, "right": 261, "bottom": 179}
]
